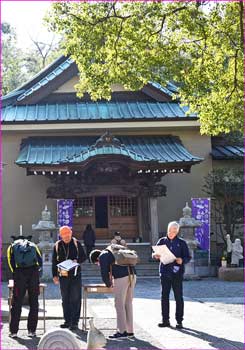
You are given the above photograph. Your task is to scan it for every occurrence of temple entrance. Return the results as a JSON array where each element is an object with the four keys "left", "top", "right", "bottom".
[
  {"left": 95, "top": 196, "right": 108, "bottom": 229},
  {"left": 19, "top": 131, "right": 201, "bottom": 244},
  {"left": 72, "top": 195, "right": 138, "bottom": 240}
]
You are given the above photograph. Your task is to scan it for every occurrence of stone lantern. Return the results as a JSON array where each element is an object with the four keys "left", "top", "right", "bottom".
[
  {"left": 179, "top": 202, "right": 201, "bottom": 279},
  {"left": 32, "top": 205, "right": 58, "bottom": 280}
]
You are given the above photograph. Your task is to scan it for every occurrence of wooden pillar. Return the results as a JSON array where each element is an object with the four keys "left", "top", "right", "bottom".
[
  {"left": 140, "top": 196, "right": 150, "bottom": 242},
  {"left": 149, "top": 197, "right": 159, "bottom": 245},
  {"left": 137, "top": 196, "right": 143, "bottom": 239}
]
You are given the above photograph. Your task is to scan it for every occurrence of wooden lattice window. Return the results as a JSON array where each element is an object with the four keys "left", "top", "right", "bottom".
[
  {"left": 109, "top": 196, "right": 137, "bottom": 217},
  {"left": 74, "top": 197, "right": 93, "bottom": 217}
]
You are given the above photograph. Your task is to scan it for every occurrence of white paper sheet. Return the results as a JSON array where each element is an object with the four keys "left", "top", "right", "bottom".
[
  {"left": 152, "top": 245, "right": 176, "bottom": 265},
  {"left": 57, "top": 259, "right": 80, "bottom": 271}
]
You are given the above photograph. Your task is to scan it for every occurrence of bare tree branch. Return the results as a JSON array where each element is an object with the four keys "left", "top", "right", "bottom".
[
  {"left": 225, "top": 49, "right": 239, "bottom": 101},
  {"left": 149, "top": 5, "right": 189, "bottom": 37},
  {"left": 239, "top": 1, "right": 244, "bottom": 50},
  {"left": 113, "top": 19, "right": 124, "bottom": 64},
  {"left": 30, "top": 36, "right": 56, "bottom": 68},
  {"left": 65, "top": 3, "right": 131, "bottom": 28}
]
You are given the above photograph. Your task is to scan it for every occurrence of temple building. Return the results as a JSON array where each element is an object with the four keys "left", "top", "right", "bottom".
[{"left": 1, "top": 56, "right": 243, "bottom": 265}]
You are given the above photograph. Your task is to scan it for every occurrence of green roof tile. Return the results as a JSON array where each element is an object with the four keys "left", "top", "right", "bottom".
[
  {"left": 2, "top": 102, "right": 196, "bottom": 122},
  {"left": 211, "top": 145, "right": 244, "bottom": 160},
  {"left": 16, "top": 135, "right": 202, "bottom": 166}
]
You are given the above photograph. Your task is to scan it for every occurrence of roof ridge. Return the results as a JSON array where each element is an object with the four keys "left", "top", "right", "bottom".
[
  {"left": 17, "top": 57, "right": 74, "bottom": 102},
  {"left": 67, "top": 135, "right": 152, "bottom": 163},
  {"left": 149, "top": 81, "right": 179, "bottom": 97},
  {"left": 2, "top": 56, "right": 69, "bottom": 102}
]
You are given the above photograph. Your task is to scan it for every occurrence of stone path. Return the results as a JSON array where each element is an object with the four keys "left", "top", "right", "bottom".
[{"left": 1, "top": 277, "right": 244, "bottom": 349}]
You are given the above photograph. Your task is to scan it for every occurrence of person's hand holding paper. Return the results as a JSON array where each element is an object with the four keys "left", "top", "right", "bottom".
[
  {"left": 152, "top": 245, "right": 176, "bottom": 265},
  {"left": 57, "top": 259, "right": 80, "bottom": 271}
]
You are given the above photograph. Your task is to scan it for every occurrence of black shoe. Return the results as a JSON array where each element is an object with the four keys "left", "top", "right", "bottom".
[
  {"left": 69, "top": 324, "right": 78, "bottom": 331},
  {"left": 127, "top": 332, "right": 135, "bottom": 338},
  {"left": 109, "top": 331, "right": 128, "bottom": 339},
  {"left": 176, "top": 322, "right": 183, "bottom": 329},
  {"left": 60, "top": 323, "right": 70, "bottom": 328},
  {"left": 158, "top": 321, "right": 171, "bottom": 328}
]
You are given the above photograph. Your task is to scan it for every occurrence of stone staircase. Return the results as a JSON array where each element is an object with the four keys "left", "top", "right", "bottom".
[
  {"left": 82, "top": 242, "right": 159, "bottom": 277},
  {"left": 81, "top": 261, "right": 159, "bottom": 277},
  {"left": 1, "top": 242, "right": 159, "bottom": 281}
]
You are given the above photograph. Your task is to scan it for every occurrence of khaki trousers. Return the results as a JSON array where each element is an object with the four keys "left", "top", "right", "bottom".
[{"left": 113, "top": 275, "right": 136, "bottom": 333}]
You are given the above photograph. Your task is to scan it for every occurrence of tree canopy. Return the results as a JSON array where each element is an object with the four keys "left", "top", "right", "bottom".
[
  {"left": 203, "top": 168, "right": 244, "bottom": 241},
  {"left": 46, "top": 1, "right": 243, "bottom": 135},
  {"left": 1, "top": 22, "right": 27, "bottom": 95},
  {"left": 1, "top": 22, "right": 61, "bottom": 95}
]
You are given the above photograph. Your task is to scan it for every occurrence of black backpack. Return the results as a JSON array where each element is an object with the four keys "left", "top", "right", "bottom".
[{"left": 12, "top": 239, "right": 38, "bottom": 268}]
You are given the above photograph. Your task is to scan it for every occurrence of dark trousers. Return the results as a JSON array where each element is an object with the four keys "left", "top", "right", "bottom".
[
  {"left": 160, "top": 274, "right": 184, "bottom": 323},
  {"left": 59, "top": 274, "right": 81, "bottom": 325},
  {"left": 10, "top": 268, "right": 39, "bottom": 333},
  {"left": 85, "top": 245, "right": 94, "bottom": 261}
]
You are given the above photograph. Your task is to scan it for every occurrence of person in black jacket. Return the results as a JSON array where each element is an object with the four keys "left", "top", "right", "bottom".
[
  {"left": 82, "top": 224, "right": 96, "bottom": 261},
  {"left": 7, "top": 236, "right": 43, "bottom": 338},
  {"left": 153, "top": 221, "right": 191, "bottom": 329},
  {"left": 90, "top": 248, "right": 136, "bottom": 339},
  {"left": 52, "top": 226, "right": 86, "bottom": 330}
]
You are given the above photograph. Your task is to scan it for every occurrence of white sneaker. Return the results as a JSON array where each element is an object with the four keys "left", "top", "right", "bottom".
[
  {"left": 9, "top": 333, "right": 17, "bottom": 338},
  {"left": 28, "top": 331, "right": 36, "bottom": 338}
]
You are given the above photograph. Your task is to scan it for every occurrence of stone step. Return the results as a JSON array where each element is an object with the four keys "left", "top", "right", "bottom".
[
  {"left": 81, "top": 271, "right": 159, "bottom": 277},
  {"left": 92, "top": 243, "right": 153, "bottom": 263},
  {"left": 81, "top": 262, "right": 159, "bottom": 277}
]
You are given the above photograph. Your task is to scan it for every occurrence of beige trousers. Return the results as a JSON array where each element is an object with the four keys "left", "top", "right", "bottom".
[{"left": 113, "top": 274, "right": 136, "bottom": 333}]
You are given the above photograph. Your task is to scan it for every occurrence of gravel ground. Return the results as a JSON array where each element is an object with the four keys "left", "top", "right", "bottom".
[{"left": 1, "top": 277, "right": 244, "bottom": 350}]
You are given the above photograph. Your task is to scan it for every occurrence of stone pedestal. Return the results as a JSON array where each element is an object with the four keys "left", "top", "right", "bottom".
[
  {"left": 178, "top": 202, "right": 202, "bottom": 280},
  {"left": 218, "top": 267, "right": 244, "bottom": 282},
  {"left": 180, "top": 227, "right": 200, "bottom": 280},
  {"left": 32, "top": 206, "right": 58, "bottom": 281},
  {"left": 38, "top": 235, "right": 55, "bottom": 281}
]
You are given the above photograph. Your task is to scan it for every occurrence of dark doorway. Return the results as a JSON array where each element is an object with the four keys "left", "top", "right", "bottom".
[{"left": 95, "top": 196, "right": 108, "bottom": 228}]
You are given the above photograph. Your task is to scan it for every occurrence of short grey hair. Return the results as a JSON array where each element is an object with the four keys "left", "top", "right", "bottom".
[{"left": 167, "top": 221, "right": 180, "bottom": 233}]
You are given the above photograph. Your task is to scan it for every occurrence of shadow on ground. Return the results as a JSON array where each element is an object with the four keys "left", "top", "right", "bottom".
[
  {"left": 9, "top": 336, "right": 41, "bottom": 350},
  {"left": 75, "top": 328, "right": 162, "bottom": 349},
  {"left": 178, "top": 327, "right": 244, "bottom": 350}
]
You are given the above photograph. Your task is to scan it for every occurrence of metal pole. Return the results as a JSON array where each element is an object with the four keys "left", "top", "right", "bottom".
[
  {"left": 43, "top": 286, "right": 46, "bottom": 333},
  {"left": 208, "top": 198, "right": 211, "bottom": 266}
]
